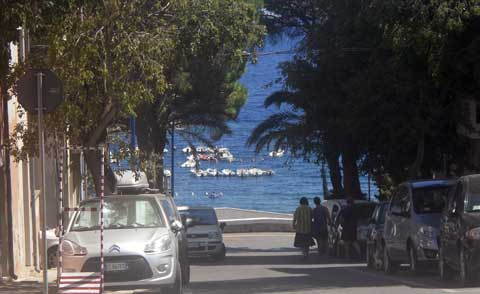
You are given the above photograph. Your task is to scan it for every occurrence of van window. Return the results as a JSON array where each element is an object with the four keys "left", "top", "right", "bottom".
[
  {"left": 412, "top": 186, "right": 449, "bottom": 214},
  {"left": 180, "top": 209, "right": 218, "bottom": 225}
]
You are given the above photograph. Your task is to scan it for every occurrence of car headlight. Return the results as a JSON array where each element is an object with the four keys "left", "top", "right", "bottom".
[
  {"left": 466, "top": 227, "right": 480, "bottom": 240},
  {"left": 419, "top": 226, "right": 437, "bottom": 239},
  {"left": 144, "top": 235, "right": 172, "bottom": 254},
  {"left": 62, "top": 240, "right": 88, "bottom": 256},
  {"left": 208, "top": 231, "right": 220, "bottom": 239}
]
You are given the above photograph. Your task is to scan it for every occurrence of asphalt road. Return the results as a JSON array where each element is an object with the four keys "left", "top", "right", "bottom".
[
  {"left": 184, "top": 233, "right": 480, "bottom": 294},
  {"left": 3, "top": 233, "right": 478, "bottom": 294}
]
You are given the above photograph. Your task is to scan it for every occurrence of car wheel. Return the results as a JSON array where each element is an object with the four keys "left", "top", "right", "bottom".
[
  {"left": 383, "top": 245, "right": 399, "bottom": 274},
  {"left": 47, "top": 246, "right": 58, "bottom": 269},
  {"left": 366, "top": 244, "right": 375, "bottom": 269},
  {"left": 408, "top": 245, "right": 422, "bottom": 274},
  {"left": 460, "top": 247, "right": 473, "bottom": 287},
  {"left": 164, "top": 265, "right": 183, "bottom": 294},
  {"left": 439, "top": 244, "right": 453, "bottom": 281},
  {"left": 212, "top": 244, "right": 226, "bottom": 261}
]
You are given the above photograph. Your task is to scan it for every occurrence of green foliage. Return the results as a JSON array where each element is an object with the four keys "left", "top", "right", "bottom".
[{"left": 251, "top": 0, "right": 480, "bottom": 198}]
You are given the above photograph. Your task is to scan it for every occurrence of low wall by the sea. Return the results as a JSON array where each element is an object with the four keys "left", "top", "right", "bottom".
[{"left": 215, "top": 207, "right": 294, "bottom": 233}]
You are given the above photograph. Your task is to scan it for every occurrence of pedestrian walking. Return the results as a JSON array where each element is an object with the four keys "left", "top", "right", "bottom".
[
  {"left": 312, "top": 197, "right": 331, "bottom": 256},
  {"left": 293, "top": 197, "right": 314, "bottom": 259},
  {"left": 338, "top": 197, "right": 361, "bottom": 259}
]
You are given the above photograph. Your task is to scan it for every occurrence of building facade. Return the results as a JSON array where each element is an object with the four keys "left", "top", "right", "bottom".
[{"left": 0, "top": 29, "right": 82, "bottom": 280}]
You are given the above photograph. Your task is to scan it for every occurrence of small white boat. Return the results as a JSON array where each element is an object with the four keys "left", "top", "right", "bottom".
[
  {"left": 205, "top": 192, "right": 223, "bottom": 199},
  {"left": 182, "top": 146, "right": 193, "bottom": 153},
  {"left": 205, "top": 168, "right": 218, "bottom": 177},
  {"left": 181, "top": 159, "right": 197, "bottom": 168},
  {"left": 190, "top": 168, "right": 207, "bottom": 177},
  {"left": 164, "top": 169, "right": 171, "bottom": 177},
  {"left": 269, "top": 149, "right": 285, "bottom": 158},
  {"left": 220, "top": 169, "right": 236, "bottom": 177}
]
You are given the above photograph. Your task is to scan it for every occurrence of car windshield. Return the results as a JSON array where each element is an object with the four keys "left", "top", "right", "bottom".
[
  {"left": 180, "top": 209, "right": 218, "bottom": 225},
  {"left": 465, "top": 179, "right": 480, "bottom": 212},
  {"left": 412, "top": 186, "right": 450, "bottom": 214},
  {"left": 71, "top": 198, "right": 165, "bottom": 231},
  {"left": 354, "top": 203, "right": 377, "bottom": 220}
]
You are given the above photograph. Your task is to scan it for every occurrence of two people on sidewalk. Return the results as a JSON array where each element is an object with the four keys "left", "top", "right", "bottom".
[{"left": 292, "top": 197, "right": 331, "bottom": 259}]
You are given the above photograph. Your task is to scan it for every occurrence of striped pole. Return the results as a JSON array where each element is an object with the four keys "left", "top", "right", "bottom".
[
  {"left": 100, "top": 147, "right": 105, "bottom": 294},
  {"left": 57, "top": 140, "right": 64, "bottom": 282}
]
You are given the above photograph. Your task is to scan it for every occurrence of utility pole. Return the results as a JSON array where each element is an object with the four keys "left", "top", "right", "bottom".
[
  {"left": 171, "top": 120, "right": 175, "bottom": 197},
  {"left": 36, "top": 72, "right": 48, "bottom": 294}
]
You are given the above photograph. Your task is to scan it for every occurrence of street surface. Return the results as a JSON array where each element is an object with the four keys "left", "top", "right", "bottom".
[
  {"left": 1, "top": 233, "right": 479, "bottom": 294},
  {"left": 186, "top": 233, "right": 479, "bottom": 294}
]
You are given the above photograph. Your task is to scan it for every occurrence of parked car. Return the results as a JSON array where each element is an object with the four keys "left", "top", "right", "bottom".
[
  {"left": 438, "top": 174, "right": 480, "bottom": 285},
  {"left": 366, "top": 201, "right": 389, "bottom": 270},
  {"left": 328, "top": 201, "right": 377, "bottom": 258},
  {"left": 383, "top": 179, "right": 455, "bottom": 274},
  {"left": 178, "top": 206, "right": 226, "bottom": 260},
  {"left": 61, "top": 193, "right": 190, "bottom": 294},
  {"left": 46, "top": 228, "right": 59, "bottom": 269}
]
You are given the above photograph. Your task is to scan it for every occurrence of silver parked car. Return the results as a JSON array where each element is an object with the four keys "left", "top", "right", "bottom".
[
  {"left": 383, "top": 179, "right": 455, "bottom": 274},
  {"left": 61, "top": 193, "right": 190, "bottom": 294},
  {"left": 178, "top": 206, "right": 226, "bottom": 260}
]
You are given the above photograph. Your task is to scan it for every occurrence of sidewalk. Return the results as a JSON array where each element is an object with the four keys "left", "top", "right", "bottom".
[
  {"left": 215, "top": 208, "right": 294, "bottom": 233},
  {"left": 0, "top": 270, "right": 57, "bottom": 294}
]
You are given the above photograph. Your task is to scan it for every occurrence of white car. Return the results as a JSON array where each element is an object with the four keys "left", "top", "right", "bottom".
[
  {"left": 61, "top": 193, "right": 190, "bottom": 294},
  {"left": 178, "top": 206, "right": 226, "bottom": 260}
]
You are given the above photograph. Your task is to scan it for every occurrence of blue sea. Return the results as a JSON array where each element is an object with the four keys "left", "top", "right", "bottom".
[{"left": 168, "top": 36, "right": 378, "bottom": 214}]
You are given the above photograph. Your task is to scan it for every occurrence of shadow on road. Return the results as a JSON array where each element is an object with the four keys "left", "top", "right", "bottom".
[{"left": 191, "top": 253, "right": 354, "bottom": 266}]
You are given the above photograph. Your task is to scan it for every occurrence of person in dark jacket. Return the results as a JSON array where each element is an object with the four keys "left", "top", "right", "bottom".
[
  {"left": 293, "top": 197, "right": 314, "bottom": 259},
  {"left": 338, "top": 197, "right": 361, "bottom": 259},
  {"left": 312, "top": 197, "right": 331, "bottom": 255}
]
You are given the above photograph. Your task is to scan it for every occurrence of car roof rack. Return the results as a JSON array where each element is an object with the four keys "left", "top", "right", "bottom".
[{"left": 142, "top": 188, "right": 161, "bottom": 194}]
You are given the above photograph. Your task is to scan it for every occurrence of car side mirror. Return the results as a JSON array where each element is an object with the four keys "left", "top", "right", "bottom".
[
  {"left": 54, "top": 226, "right": 60, "bottom": 237},
  {"left": 185, "top": 218, "right": 195, "bottom": 229},
  {"left": 219, "top": 222, "right": 226, "bottom": 231},
  {"left": 450, "top": 209, "right": 459, "bottom": 217},
  {"left": 171, "top": 220, "right": 184, "bottom": 233}
]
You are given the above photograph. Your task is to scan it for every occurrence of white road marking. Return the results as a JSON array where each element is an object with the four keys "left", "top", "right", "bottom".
[{"left": 442, "top": 289, "right": 480, "bottom": 293}]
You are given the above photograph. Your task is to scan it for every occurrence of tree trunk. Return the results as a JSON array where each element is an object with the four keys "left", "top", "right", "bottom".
[
  {"left": 325, "top": 148, "right": 343, "bottom": 198},
  {"left": 321, "top": 161, "right": 329, "bottom": 200},
  {"left": 342, "top": 149, "right": 362, "bottom": 199},
  {"left": 408, "top": 134, "right": 425, "bottom": 180},
  {"left": 153, "top": 132, "right": 167, "bottom": 192},
  {"left": 85, "top": 149, "right": 114, "bottom": 196}
]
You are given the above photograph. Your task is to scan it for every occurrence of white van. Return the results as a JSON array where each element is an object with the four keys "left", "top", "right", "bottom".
[{"left": 178, "top": 206, "right": 226, "bottom": 260}]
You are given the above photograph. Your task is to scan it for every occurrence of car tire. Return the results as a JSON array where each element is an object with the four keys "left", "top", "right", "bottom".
[
  {"left": 47, "top": 246, "right": 58, "bottom": 269},
  {"left": 408, "top": 245, "right": 422, "bottom": 274},
  {"left": 460, "top": 247, "right": 474, "bottom": 287},
  {"left": 212, "top": 244, "right": 226, "bottom": 261},
  {"left": 366, "top": 244, "right": 375, "bottom": 269},
  {"left": 439, "top": 244, "right": 454, "bottom": 281},
  {"left": 383, "top": 245, "right": 399, "bottom": 274},
  {"left": 164, "top": 265, "right": 183, "bottom": 294}
]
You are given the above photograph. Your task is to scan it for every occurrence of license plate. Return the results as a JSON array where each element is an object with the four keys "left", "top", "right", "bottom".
[
  {"left": 189, "top": 242, "right": 207, "bottom": 249},
  {"left": 106, "top": 262, "right": 128, "bottom": 272}
]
